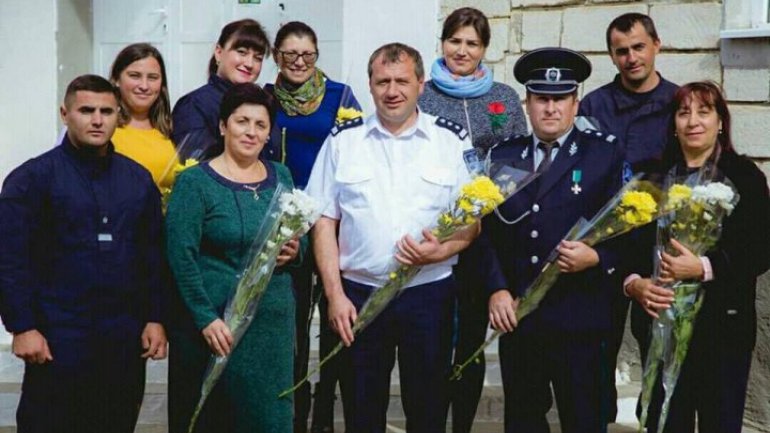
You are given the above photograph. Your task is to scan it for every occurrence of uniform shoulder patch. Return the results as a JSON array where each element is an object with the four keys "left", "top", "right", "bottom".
[
  {"left": 579, "top": 128, "right": 616, "bottom": 144},
  {"left": 435, "top": 116, "right": 469, "bottom": 140},
  {"left": 330, "top": 116, "right": 364, "bottom": 136}
]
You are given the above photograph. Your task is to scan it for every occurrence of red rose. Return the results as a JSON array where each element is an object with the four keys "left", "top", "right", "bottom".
[{"left": 488, "top": 101, "right": 505, "bottom": 115}]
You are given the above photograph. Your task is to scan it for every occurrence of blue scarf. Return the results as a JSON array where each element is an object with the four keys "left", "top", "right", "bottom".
[{"left": 429, "top": 58, "right": 494, "bottom": 98}]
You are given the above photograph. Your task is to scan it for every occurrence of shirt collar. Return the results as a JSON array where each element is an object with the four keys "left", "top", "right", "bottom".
[
  {"left": 611, "top": 72, "right": 667, "bottom": 110},
  {"left": 365, "top": 108, "right": 430, "bottom": 140},
  {"left": 532, "top": 126, "right": 574, "bottom": 148},
  {"left": 61, "top": 134, "right": 115, "bottom": 170}
]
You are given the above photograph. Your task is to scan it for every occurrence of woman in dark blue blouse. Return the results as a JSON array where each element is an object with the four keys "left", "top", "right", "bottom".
[
  {"left": 171, "top": 19, "right": 270, "bottom": 161},
  {"left": 263, "top": 21, "right": 360, "bottom": 433}
]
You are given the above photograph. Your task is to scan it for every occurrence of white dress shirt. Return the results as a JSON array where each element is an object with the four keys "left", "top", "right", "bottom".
[{"left": 305, "top": 111, "right": 472, "bottom": 288}]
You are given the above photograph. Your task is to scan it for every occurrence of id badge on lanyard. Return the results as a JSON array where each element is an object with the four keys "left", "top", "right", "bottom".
[{"left": 98, "top": 212, "right": 114, "bottom": 252}]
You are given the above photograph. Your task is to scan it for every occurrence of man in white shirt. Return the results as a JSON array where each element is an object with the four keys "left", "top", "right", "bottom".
[{"left": 305, "top": 42, "right": 476, "bottom": 433}]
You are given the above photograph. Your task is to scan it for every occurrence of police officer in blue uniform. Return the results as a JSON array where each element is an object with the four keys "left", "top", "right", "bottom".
[{"left": 484, "top": 48, "right": 626, "bottom": 433}]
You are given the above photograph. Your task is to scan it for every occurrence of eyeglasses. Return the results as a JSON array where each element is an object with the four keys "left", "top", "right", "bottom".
[{"left": 277, "top": 50, "right": 318, "bottom": 64}]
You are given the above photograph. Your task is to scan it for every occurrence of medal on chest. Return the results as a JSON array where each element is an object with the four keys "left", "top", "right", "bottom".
[{"left": 571, "top": 169, "right": 582, "bottom": 195}]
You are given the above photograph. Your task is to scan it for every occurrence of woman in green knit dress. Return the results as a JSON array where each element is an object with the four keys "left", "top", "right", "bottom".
[{"left": 166, "top": 83, "right": 300, "bottom": 433}]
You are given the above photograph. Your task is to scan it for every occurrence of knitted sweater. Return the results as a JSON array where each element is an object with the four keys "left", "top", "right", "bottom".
[{"left": 418, "top": 80, "right": 528, "bottom": 149}]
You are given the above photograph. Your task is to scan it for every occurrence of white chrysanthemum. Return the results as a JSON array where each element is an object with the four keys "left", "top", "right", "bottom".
[
  {"left": 280, "top": 226, "right": 294, "bottom": 237},
  {"left": 692, "top": 182, "right": 736, "bottom": 213},
  {"left": 279, "top": 189, "right": 320, "bottom": 222},
  {"left": 266, "top": 240, "right": 277, "bottom": 250}
]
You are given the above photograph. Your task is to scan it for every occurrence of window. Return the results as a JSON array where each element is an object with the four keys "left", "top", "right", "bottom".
[{"left": 721, "top": 0, "right": 770, "bottom": 38}]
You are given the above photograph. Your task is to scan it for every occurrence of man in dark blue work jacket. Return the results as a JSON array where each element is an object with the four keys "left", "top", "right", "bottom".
[
  {"left": 483, "top": 48, "right": 626, "bottom": 433},
  {"left": 578, "top": 14, "right": 679, "bottom": 424},
  {"left": 0, "top": 75, "right": 166, "bottom": 433}
]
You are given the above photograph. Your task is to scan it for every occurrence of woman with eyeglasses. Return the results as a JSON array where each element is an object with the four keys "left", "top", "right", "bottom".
[
  {"left": 172, "top": 19, "right": 270, "bottom": 161},
  {"left": 263, "top": 21, "right": 360, "bottom": 433}
]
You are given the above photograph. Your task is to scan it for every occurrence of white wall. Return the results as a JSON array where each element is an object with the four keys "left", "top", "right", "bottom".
[
  {"left": 341, "top": 0, "right": 440, "bottom": 115},
  {"left": 0, "top": 1, "right": 59, "bottom": 182}
]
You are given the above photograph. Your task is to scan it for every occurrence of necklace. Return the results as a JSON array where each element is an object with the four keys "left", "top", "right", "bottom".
[{"left": 222, "top": 157, "right": 263, "bottom": 200}]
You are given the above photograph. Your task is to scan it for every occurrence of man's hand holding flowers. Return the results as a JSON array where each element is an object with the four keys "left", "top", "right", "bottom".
[
  {"left": 395, "top": 223, "right": 479, "bottom": 266},
  {"left": 488, "top": 290, "right": 519, "bottom": 333},
  {"left": 555, "top": 240, "right": 599, "bottom": 273}
]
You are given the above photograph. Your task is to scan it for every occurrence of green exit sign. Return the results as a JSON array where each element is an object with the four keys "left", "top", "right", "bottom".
[{"left": 238, "top": 0, "right": 261, "bottom": 4}]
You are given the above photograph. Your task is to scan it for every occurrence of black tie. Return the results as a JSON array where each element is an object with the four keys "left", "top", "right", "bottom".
[{"left": 537, "top": 141, "right": 557, "bottom": 172}]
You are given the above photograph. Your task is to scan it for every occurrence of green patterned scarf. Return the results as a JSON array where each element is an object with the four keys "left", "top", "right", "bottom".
[{"left": 274, "top": 68, "right": 326, "bottom": 116}]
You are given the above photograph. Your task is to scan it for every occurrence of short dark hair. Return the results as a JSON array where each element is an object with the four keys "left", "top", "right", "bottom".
[
  {"left": 605, "top": 13, "right": 659, "bottom": 52},
  {"left": 208, "top": 19, "right": 270, "bottom": 77},
  {"left": 219, "top": 83, "right": 276, "bottom": 127},
  {"left": 367, "top": 43, "right": 424, "bottom": 80},
  {"left": 665, "top": 81, "right": 734, "bottom": 164},
  {"left": 64, "top": 75, "right": 116, "bottom": 108},
  {"left": 274, "top": 21, "right": 318, "bottom": 52},
  {"left": 441, "top": 7, "right": 491, "bottom": 48},
  {"left": 110, "top": 43, "right": 172, "bottom": 137}
]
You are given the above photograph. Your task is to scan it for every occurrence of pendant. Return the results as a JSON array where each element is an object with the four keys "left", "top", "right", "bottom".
[{"left": 243, "top": 185, "right": 260, "bottom": 200}]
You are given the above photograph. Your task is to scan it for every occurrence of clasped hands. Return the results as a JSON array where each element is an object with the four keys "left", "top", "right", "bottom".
[{"left": 626, "top": 239, "right": 704, "bottom": 319}]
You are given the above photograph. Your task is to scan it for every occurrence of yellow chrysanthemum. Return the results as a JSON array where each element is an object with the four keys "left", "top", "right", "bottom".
[
  {"left": 459, "top": 176, "right": 504, "bottom": 215},
  {"left": 618, "top": 190, "right": 657, "bottom": 225},
  {"left": 458, "top": 198, "right": 474, "bottom": 213},
  {"left": 439, "top": 213, "right": 453, "bottom": 226},
  {"left": 335, "top": 107, "right": 363, "bottom": 124},
  {"left": 173, "top": 158, "right": 199, "bottom": 176},
  {"left": 666, "top": 184, "right": 692, "bottom": 210}
]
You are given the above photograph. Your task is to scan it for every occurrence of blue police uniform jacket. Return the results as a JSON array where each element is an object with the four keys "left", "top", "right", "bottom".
[
  {"left": 579, "top": 73, "right": 678, "bottom": 168},
  {"left": 482, "top": 128, "right": 626, "bottom": 334},
  {"left": 172, "top": 74, "right": 233, "bottom": 161},
  {"left": 0, "top": 137, "right": 164, "bottom": 341}
]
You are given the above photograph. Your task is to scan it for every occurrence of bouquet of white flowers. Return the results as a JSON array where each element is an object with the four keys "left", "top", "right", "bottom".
[{"left": 188, "top": 185, "right": 319, "bottom": 433}]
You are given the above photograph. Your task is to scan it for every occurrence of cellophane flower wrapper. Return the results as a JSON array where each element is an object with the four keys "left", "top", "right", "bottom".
[
  {"left": 638, "top": 170, "right": 739, "bottom": 433},
  {"left": 188, "top": 185, "right": 320, "bottom": 432},
  {"left": 280, "top": 160, "right": 540, "bottom": 398},
  {"left": 451, "top": 174, "right": 669, "bottom": 381},
  {"left": 159, "top": 134, "right": 198, "bottom": 213}
]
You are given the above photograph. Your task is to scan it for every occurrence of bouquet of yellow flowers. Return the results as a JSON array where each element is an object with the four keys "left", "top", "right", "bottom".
[
  {"left": 279, "top": 161, "right": 540, "bottom": 398},
  {"left": 638, "top": 170, "right": 739, "bottom": 433},
  {"left": 188, "top": 185, "right": 319, "bottom": 432},
  {"left": 451, "top": 174, "right": 667, "bottom": 380},
  {"left": 159, "top": 158, "right": 198, "bottom": 213}
]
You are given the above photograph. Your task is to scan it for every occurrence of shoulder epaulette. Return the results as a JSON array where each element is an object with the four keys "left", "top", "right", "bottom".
[
  {"left": 330, "top": 116, "right": 364, "bottom": 136},
  {"left": 435, "top": 117, "right": 469, "bottom": 140},
  {"left": 579, "top": 128, "right": 616, "bottom": 144}
]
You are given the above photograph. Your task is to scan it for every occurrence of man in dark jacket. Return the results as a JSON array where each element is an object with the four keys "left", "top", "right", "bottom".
[
  {"left": 0, "top": 75, "right": 166, "bottom": 433},
  {"left": 578, "top": 14, "right": 679, "bottom": 424},
  {"left": 485, "top": 48, "right": 626, "bottom": 433}
]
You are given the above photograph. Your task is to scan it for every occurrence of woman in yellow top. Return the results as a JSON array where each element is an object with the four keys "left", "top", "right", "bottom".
[{"left": 110, "top": 43, "right": 177, "bottom": 190}]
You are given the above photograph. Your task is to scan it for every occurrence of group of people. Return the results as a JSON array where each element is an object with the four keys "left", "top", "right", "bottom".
[{"left": 0, "top": 7, "right": 767, "bottom": 433}]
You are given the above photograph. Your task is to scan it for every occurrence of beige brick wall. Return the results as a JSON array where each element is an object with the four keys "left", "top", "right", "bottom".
[{"left": 438, "top": 1, "right": 770, "bottom": 431}]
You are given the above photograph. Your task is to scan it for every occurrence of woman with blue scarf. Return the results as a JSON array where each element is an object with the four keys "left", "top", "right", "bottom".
[{"left": 418, "top": 7, "right": 527, "bottom": 433}]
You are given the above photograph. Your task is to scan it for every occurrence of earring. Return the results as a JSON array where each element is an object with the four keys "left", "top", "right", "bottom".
[{"left": 718, "top": 128, "right": 723, "bottom": 135}]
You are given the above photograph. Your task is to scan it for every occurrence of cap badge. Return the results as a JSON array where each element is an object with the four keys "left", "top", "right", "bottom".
[{"left": 545, "top": 68, "right": 561, "bottom": 82}]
